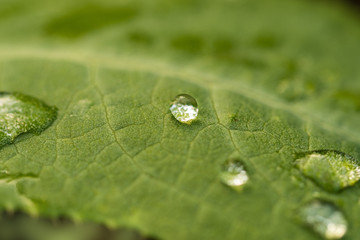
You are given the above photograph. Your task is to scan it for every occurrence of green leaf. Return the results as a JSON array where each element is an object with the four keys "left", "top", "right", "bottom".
[
  {"left": 0, "top": 0, "right": 360, "bottom": 239},
  {"left": 0, "top": 92, "right": 57, "bottom": 148}
]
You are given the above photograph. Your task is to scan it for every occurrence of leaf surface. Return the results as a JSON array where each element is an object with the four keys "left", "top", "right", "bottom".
[{"left": 0, "top": 0, "right": 360, "bottom": 239}]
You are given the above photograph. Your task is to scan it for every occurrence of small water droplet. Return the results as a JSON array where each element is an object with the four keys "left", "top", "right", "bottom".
[
  {"left": 220, "top": 159, "right": 249, "bottom": 191},
  {"left": 295, "top": 150, "right": 360, "bottom": 192},
  {"left": 169, "top": 94, "right": 198, "bottom": 124},
  {"left": 299, "top": 200, "right": 347, "bottom": 239},
  {"left": 0, "top": 92, "right": 57, "bottom": 148},
  {"left": 70, "top": 99, "right": 93, "bottom": 116}
]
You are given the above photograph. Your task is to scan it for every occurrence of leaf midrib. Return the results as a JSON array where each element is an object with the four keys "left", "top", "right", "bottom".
[{"left": 0, "top": 46, "right": 358, "bottom": 145}]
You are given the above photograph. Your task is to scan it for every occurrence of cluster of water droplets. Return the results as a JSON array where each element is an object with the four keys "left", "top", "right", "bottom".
[
  {"left": 293, "top": 150, "right": 360, "bottom": 239},
  {"left": 0, "top": 91, "right": 356, "bottom": 239},
  {"left": 168, "top": 93, "right": 360, "bottom": 239},
  {"left": 169, "top": 94, "right": 250, "bottom": 191}
]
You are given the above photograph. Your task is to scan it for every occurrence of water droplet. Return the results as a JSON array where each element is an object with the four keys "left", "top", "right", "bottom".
[
  {"left": 299, "top": 200, "right": 347, "bottom": 239},
  {"left": 0, "top": 92, "right": 57, "bottom": 148},
  {"left": 169, "top": 94, "right": 198, "bottom": 124},
  {"left": 220, "top": 159, "right": 249, "bottom": 191},
  {"left": 295, "top": 150, "right": 360, "bottom": 192},
  {"left": 70, "top": 99, "right": 93, "bottom": 116}
]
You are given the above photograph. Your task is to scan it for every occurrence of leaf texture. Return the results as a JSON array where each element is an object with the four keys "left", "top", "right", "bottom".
[{"left": 0, "top": 0, "right": 360, "bottom": 239}]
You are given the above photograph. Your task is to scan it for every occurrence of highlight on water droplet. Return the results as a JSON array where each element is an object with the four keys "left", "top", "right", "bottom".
[
  {"left": 0, "top": 92, "right": 57, "bottom": 148},
  {"left": 220, "top": 159, "right": 249, "bottom": 191},
  {"left": 169, "top": 94, "right": 198, "bottom": 124},
  {"left": 298, "top": 200, "right": 347, "bottom": 240},
  {"left": 295, "top": 150, "right": 360, "bottom": 192}
]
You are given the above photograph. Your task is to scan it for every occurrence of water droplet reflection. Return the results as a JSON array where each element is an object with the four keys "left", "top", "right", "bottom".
[
  {"left": 299, "top": 200, "right": 347, "bottom": 239},
  {"left": 295, "top": 150, "right": 360, "bottom": 192},
  {"left": 0, "top": 92, "right": 57, "bottom": 147},
  {"left": 169, "top": 94, "right": 198, "bottom": 124},
  {"left": 220, "top": 159, "right": 249, "bottom": 191}
]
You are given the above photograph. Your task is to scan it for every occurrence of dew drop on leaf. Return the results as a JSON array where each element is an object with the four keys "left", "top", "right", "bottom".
[
  {"left": 295, "top": 150, "right": 360, "bottom": 192},
  {"left": 220, "top": 159, "right": 249, "bottom": 191},
  {"left": 0, "top": 92, "right": 57, "bottom": 148},
  {"left": 169, "top": 94, "right": 198, "bottom": 124},
  {"left": 298, "top": 200, "right": 347, "bottom": 240},
  {"left": 70, "top": 99, "right": 93, "bottom": 116}
]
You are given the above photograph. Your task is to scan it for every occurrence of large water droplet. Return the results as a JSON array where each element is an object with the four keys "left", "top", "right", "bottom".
[
  {"left": 0, "top": 92, "right": 57, "bottom": 148},
  {"left": 295, "top": 150, "right": 360, "bottom": 192},
  {"left": 220, "top": 159, "right": 249, "bottom": 191},
  {"left": 299, "top": 200, "right": 347, "bottom": 240},
  {"left": 169, "top": 94, "right": 198, "bottom": 124}
]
